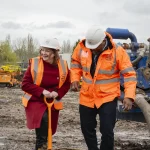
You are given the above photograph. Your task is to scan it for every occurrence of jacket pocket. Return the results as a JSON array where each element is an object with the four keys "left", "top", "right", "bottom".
[
  {"left": 80, "top": 84, "right": 95, "bottom": 102},
  {"left": 99, "top": 82, "right": 119, "bottom": 93},
  {"left": 80, "top": 84, "right": 89, "bottom": 96}
]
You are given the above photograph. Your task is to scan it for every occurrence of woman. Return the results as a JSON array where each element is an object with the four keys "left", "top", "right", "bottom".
[{"left": 21, "top": 38, "right": 70, "bottom": 150}]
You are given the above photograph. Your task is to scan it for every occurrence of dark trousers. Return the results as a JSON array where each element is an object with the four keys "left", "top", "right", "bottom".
[
  {"left": 35, "top": 109, "right": 59, "bottom": 150},
  {"left": 79, "top": 98, "right": 117, "bottom": 150},
  {"left": 35, "top": 110, "right": 48, "bottom": 150}
]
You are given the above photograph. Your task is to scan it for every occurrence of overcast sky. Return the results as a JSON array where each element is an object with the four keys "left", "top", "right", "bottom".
[{"left": 0, "top": 0, "right": 149, "bottom": 45}]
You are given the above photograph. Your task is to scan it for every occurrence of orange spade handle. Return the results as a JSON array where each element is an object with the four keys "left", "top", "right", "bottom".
[{"left": 44, "top": 97, "right": 55, "bottom": 150}]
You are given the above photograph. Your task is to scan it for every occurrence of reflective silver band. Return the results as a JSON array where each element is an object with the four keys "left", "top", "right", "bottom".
[
  {"left": 71, "top": 63, "right": 82, "bottom": 69},
  {"left": 121, "top": 67, "right": 135, "bottom": 74},
  {"left": 24, "top": 93, "right": 31, "bottom": 100},
  {"left": 124, "top": 77, "right": 137, "bottom": 82},
  {"left": 33, "top": 58, "right": 39, "bottom": 84},
  {"left": 60, "top": 58, "right": 66, "bottom": 74},
  {"left": 95, "top": 78, "right": 120, "bottom": 84}
]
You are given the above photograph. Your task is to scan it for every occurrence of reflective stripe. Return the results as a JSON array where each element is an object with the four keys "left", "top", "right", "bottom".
[
  {"left": 54, "top": 99, "right": 62, "bottom": 103},
  {"left": 24, "top": 93, "right": 31, "bottom": 100},
  {"left": 77, "top": 48, "right": 91, "bottom": 72},
  {"left": 98, "top": 69, "right": 119, "bottom": 75},
  {"left": 95, "top": 78, "right": 120, "bottom": 84},
  {"left": 71, "top": 63, "right": 82, "bottom": 69},
  {"left": 124, "top": 77, "right": 137, "bottom": 82},
  {"left": 71, "top": 49, "right": 82, "bottom": 69},
  {"left": 82, "top": 76, "right": 120, "bottom": 85},
  {"left": 111, "top": 50, "right": 116, "bottom": 70},
  {"left": 33, "top": 58, "right": 39, "bottom": 84},
  {"left": 82, "top": 76, "right": 92, "bottom": 84},
  {"left": 60, "top": 58, "right": 66, "bottom": 74},
  {"left": 78, "top": 49, "right": 82, "bottom": 58},
  {"left": 82, "top": 66, "right": 90, "bottom": 72},
  {"left": 98, "top": 50, "right": 117, "bottom": 75},
  {"left": 115, "top": 44, "right": 119, "bottom": 49},
  {"left": 121, "top": 67, "right": 135, "bottom": 74},
  {"left": 79, "top": 48, "right": 90, "bottom": 72}
]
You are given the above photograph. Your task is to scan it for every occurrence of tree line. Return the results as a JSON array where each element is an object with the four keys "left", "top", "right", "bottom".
[{"left": 0, "top": 34, "right": 80, "bottom": 66}]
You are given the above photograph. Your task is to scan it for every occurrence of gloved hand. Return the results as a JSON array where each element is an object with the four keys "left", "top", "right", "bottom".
[
  {"left": 71, "top": 81, "right": 80, "bottom": 92},
  {"left": 51, "top": 91, "right": 58, "bottom": 98},
  {"left": 42, "top": 89, "right": 52, "bottom": 98}
]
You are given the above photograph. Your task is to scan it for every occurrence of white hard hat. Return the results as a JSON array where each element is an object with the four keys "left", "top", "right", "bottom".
[
  {"left": 40, "top": 38, "right": 60, "bottom": 50},
  {"left": 85, "top": 25, "right": 106, "bottom": 49}
]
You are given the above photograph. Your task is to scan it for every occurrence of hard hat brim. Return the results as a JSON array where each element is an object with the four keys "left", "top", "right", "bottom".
[
  {"left": 85, "top": 39, "right": 103, "bottom": 49},
  {"left": 40, "top": 44, "right": 60, "bottom": 50}
]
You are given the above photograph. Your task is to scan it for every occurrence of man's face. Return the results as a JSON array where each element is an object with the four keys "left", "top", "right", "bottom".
[{"left": 92, "top": 39, "right": 106, "bottom": 53}]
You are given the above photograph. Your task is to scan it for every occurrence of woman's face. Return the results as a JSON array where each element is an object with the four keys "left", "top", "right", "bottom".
[{"left": 40, "top": 47, "right": 55, "bottom": 63}]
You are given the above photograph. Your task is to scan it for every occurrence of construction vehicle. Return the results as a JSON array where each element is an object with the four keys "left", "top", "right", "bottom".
[
  {"left": 106, "top": 28, "right": 150, "bottom": 132},
  {"left": 0, "top": 65, "right": 22, "bottom": 87}
]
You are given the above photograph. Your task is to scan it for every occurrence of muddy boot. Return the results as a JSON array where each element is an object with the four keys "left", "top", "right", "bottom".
[
  {"left": 35, "top": 129, "right": 47, "bottom": 150},
  {"left": 36, "top": 144, "right": 47, "bottom": 150},
  {"left": 41, "top": 143, "right": 47, "bottom": 150}
]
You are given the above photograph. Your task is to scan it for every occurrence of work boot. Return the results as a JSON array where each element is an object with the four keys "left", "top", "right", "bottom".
[{"left": 37, "top": 144, "right": 47, "bottom": 150}]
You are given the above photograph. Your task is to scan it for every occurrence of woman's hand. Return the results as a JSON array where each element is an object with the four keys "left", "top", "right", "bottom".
[
  {"left": 51, "top": 91, "right": 58, "bottom": 98},
  {"left": 42, "top": 90, "right": 52, "bottom": 98}
]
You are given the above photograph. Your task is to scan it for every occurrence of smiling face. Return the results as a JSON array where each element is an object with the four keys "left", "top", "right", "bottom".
[{"left": 40, "top": 47, "right": 59, "bottom": 64}]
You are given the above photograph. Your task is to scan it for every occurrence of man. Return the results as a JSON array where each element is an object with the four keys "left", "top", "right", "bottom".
[{"left": 70, "top": 25, "right": 137, "bottom": 150}]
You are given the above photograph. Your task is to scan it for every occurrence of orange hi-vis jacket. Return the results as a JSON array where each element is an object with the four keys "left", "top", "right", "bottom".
[
  {"left": 22, "top": 56, "right": 68, "bottom": 108},
  {"left": 70, "top": 32, "right": 137, "bottom": 108}
]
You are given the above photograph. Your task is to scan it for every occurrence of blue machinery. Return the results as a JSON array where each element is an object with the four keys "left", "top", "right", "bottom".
[{"left": 106, "top": 28, "right": 150, "bottom": 122}]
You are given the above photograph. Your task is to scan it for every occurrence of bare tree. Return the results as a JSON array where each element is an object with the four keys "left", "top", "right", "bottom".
[
  {"left": 13, "top": 38, "right": 27, "bottom": 62},
  {"left": 27, "top": 34, "right": 39, "bottom": 59},
  {"left": 13, "top": 34, "right": 39, "bottom": 62},
  {"left": 61, "top": 39, "right": 73, "bottom": 53}
]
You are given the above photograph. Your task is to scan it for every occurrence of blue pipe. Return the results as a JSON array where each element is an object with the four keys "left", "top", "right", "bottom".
[{"left": 106, "top": 28, "right": 137, "bottom": 43}]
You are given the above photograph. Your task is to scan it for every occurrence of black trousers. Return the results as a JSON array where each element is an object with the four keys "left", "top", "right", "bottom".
[
  {"left": 79, "top": 98, "right": 117, "bottom": 150},
  {"left": 35, "top": 110, "right": 48, "bottom": 150}
]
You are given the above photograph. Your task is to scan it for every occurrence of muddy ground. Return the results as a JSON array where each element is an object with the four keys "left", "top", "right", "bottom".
[{"left": 0, "top": 88, "right": 150, "bottom": 150}]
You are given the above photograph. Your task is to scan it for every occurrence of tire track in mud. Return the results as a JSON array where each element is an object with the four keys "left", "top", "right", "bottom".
[{"left": 0, "top": 88, "right": 150, "bottom": 149}]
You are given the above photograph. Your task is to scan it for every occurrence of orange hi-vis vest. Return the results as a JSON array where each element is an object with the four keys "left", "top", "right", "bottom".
[
  {"left": 70, "top": 32, "right": 137, "bottom": 108},
  {"left": 22, "top": 56, "right": 68, "bottom": 109}
]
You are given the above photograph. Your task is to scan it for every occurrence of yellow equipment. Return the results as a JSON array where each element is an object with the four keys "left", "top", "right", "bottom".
[
  {"left": 1, "top": 65, "right": 21, "bottom": 73},
  {"left": 0, "top": 65, "right": 22, "bottom": 87}
]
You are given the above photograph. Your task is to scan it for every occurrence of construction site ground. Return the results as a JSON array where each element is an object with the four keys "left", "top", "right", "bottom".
[{"left": 0, "top": 88, "right": 150, "bottom": 150}]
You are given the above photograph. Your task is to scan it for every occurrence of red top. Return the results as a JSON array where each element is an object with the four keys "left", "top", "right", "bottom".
[{"left": 22, "top": 60, "right": 70, "bottom": 129}]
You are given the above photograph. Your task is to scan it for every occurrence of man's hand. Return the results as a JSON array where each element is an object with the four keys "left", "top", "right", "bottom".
[
  {"left": 71, "top": 81, "right": 80, "bottom": 92},
  {"left": 42, "top": 90, "right": 52, "bottom": 98},
  {"left": 51, "top": 91, "right": 58, "bottom": 98},
  {"left": 123, "top": 98, "right": 133, "bottom": 110}
]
